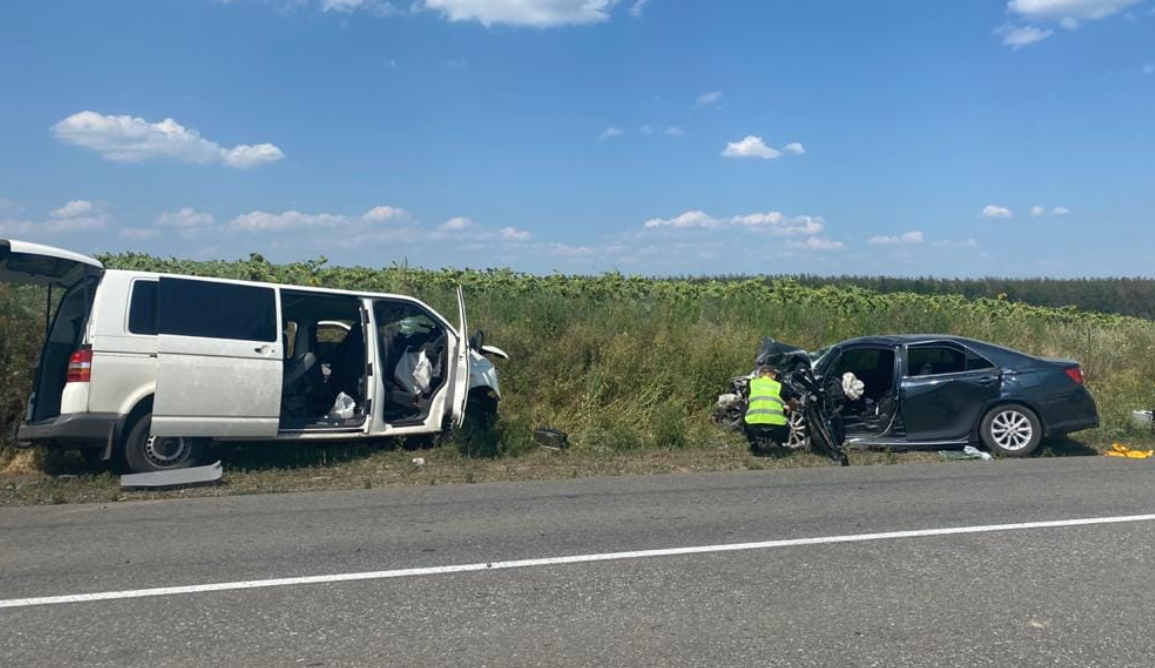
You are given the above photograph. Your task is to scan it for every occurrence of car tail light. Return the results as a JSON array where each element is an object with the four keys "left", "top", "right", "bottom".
[
  {"left": 66, "top": 349, "right": 93, "bottom": 383},
  {"left": 1065, "top": 367, "right": 1085, "bottom": 385}
]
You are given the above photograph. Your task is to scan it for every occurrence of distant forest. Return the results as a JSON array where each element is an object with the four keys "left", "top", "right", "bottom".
[{"left": 719, "top": 276, "right": 1155, "bottom": 320}]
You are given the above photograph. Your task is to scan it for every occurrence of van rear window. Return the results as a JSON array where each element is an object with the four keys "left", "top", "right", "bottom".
[
  {"left": 158, "top": 278, "right": 277, "bottom": 342},
  {"left": 128, "top": 280, "right": 159, "bottom": 335}
]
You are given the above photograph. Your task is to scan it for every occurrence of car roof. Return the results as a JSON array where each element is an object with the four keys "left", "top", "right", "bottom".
[{"left": 832, "top": 334, "right": 1036, "bottom": 364}]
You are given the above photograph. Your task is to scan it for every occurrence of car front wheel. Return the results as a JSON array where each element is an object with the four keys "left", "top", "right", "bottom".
[{"left": 980, "top": 404, "right": 1042, "bottom": 457}]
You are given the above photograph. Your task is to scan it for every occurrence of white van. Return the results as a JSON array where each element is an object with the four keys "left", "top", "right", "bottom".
[{"left": 1, "top": 239, "right": 508, "bottom": 473}]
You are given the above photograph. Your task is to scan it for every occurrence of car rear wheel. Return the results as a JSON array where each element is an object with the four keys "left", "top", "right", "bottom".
[
  {"left": 980, "top": 404, "right": 1042, "bottom": 457},
  {"left": 121, "top": 414, "right": 205, "bottom": 473}
]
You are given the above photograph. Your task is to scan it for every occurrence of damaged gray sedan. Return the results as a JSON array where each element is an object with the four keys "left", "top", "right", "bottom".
[{"left": 718, "top": 335, "right": 1100, "bottom": 457}]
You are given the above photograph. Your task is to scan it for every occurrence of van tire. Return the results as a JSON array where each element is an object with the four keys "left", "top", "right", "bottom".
[{"left": 121, "top": 414, "right": 205, "bottom": 473}]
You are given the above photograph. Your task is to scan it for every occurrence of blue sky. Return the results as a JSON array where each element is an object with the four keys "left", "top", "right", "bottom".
[{"left": 1, "top": 0, "right": 1152, "bottom": 276}]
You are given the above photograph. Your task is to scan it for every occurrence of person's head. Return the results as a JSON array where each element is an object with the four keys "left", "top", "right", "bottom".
[{"left": 757, "top": 365, "right": 777, "bottom": 378}]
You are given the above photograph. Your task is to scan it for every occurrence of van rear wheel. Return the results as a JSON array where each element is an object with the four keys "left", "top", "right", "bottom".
[{"left": 121, "top": 415, "right": 205, "bottom": 473}]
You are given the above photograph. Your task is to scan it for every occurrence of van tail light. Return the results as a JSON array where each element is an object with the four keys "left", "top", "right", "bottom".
[
  {"left": 66, "top": 349, "right": 93, "bottom": 383},
  {"left": 1065, "top": 367, "right": 1085, "bottom": 385}
]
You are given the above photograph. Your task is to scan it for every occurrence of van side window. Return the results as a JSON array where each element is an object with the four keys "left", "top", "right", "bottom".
[
  {"left": 128, "top": 280, "right": 159, "bottom": 335},
  {"left": 158, "top": 278, "right": 277, "bottom": 342}
]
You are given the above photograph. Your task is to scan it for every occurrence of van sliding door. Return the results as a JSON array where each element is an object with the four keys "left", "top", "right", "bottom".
[{"left": 152, "top": 277, "right": 283, "bottom": 438}]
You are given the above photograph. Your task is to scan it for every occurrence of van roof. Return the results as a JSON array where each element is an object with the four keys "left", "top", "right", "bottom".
[{"left": 104, "top": 268, "right": 435, "bottom": 305}]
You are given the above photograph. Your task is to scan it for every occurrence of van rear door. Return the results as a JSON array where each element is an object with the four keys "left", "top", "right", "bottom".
[
  {"left": 152, "top": 277, "right": 283, "bottom": 438},
  {"left": 0, "top": 239, "right": 103, "bottom": 287}
]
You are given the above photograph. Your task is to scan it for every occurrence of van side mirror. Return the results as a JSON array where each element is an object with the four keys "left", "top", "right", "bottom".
[{"left": 469, "top": 329, "right": 485, "bottom": 351}]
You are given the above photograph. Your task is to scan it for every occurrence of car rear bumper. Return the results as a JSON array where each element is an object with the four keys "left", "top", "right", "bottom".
[
  {"left": 1042, "top": 388, "right": 1100, "bottom": 436},
  {"left": 16, "top": 412, "right": 123, "bottom": 449}
]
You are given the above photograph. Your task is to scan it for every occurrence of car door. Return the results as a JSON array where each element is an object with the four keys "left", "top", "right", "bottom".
[
  {"left": 450, "top": 285, "right": 471, "bottom": 428},
  {"left": 152, "top": 277, "right": 283, "bottom": 438},
  {"left": 901, "top": 342, "right": 1002, "bottom": 442}
]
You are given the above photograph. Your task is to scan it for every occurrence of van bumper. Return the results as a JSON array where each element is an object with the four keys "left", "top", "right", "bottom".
[{"left": 16, "top": 413, "right": 123, "bottom": 450}]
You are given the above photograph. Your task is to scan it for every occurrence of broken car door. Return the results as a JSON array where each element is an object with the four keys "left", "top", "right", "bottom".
[{"left": 900, "top": 342, "right": 1001, "bottom": 443}]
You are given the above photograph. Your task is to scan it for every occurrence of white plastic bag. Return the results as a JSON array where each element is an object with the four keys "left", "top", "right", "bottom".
[
  {"left": 842, "top": 372, "right": 866, "bottom": 401},
  {"left": 328, "top": 392, "right": 356, "bottom": 420}
]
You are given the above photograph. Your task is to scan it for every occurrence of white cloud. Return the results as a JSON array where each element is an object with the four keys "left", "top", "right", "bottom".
[
  {"left": 790, "top": 237, "right": 846, "bottom": 252},
  {"left": 665, "top": 126, "right": 684, "bottom": 137},
  {"left": 982, "top": 205, "right": 1014, "bottom": 219},
  {"left": 439, "top": 216, "right": 474, "bottom": 231},
  {"left": 421, "top": 0, "right": 618, "bottom": 27},
  {"left": 363, "top": 205, "right": 410, "bottom": 222},
  {"left": 0, "top": 200, "right": 110, "bottom": 236},
  {"left": 783, "top": 142, "right": 806, "bottom": 156},
  {"left": 599, "top": 126, "right": 623, "bottom": 140},
  {"left": 546, "top": 242, "right": 598, "bottom": 256},
  {"left": 644, "top": 210, "right": 719, "bottom": 229},
  {"left": 230, "top": 210, "right": 347, "bottom": 231},
  {"left": 640, "top": 125, "right": 654, "bottom": 136},
  {"left": 50, "top": 200, "right": 95, "bottom": 219},
  {"left": 1008, "top": 0, "right": 1143, "bottom": 25},
  {"left": 629, "top": 0, "right": 650, "bottom": 17},
  {"left": 722, "top": 136, "right": 782, "bottom": 160},
  {"left": 1144, "top": 64, "right": 1155, "bottom": 74},
  {"left": 156, "top": 207, "right": 216, "bottom": 228},
  {"left": 499, "top": 226, "right": 533, "bottom": 241},
  {"left": 994, "top": 23, "right": 1054, "bottom": 48},
  {"left": 869, "top": 230, "right": 924, "bottom": 245},
  {"left": 1052, "top": 206, "right": 1070, "bottom": 215},
  {"left": 52, "top": 111, "right": 284, "bottom": 169},
  {"left": 1031, "top": 205, "right": 1070, "bottom": 216},
  {"left": 695, "top": 91, "right": 723, "bottom": 107},
  {"left": 644, "top": 210, "right": 825, "bottom": 236}
]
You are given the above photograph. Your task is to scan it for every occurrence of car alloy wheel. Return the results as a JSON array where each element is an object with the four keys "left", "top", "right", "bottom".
[
  {"left": 786, "top": 411, "right": 810, "bottom": 450},
  {"left": 990, "top": 408, "right": 1035, "bottom": 452}
]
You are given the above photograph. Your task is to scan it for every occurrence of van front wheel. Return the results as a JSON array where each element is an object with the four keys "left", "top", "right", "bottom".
[{"left": 121, "top": 415, "right": 205, "bottom": 473}]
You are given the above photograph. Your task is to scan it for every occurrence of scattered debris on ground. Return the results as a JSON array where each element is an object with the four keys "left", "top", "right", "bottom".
[
  {"left": 534, "top": 427, "right": 569, "bottom": 450},
  {"left": 1104, "top": 443, "right": 1154, "bottom": 460},
  {"left": 120, "top": 461, "right": 224, "bottom": 491},
  {"left": 939, "top": 446, "right": 993, "bottom": 462}
]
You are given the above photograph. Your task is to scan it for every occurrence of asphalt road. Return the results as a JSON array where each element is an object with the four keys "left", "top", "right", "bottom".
[{"left": 3, "top": 456, "right": 1155, "bottom": 667}]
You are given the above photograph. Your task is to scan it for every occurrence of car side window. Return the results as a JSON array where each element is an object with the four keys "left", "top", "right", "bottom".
[
  {"left": 907, "top": 345, "right": 967, "bottom": 377},
  {"left": 158, "top": 278, "right": 278, "bottom": 342},
  {"left": 965, "top": 349, "right": 996, "bottom": 371},
  {"left": 127, "top": 280, "right": 159, "bottom": 335}
]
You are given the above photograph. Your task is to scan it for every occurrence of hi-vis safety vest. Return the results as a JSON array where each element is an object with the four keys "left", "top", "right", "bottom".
[{"left": 745, "top": 377, "right": 788, "bottom": 426}]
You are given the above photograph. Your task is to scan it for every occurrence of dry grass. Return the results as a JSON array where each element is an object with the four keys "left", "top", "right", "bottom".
[{"left": 2, "top": 432, "right": 1144, "bottom": 507}]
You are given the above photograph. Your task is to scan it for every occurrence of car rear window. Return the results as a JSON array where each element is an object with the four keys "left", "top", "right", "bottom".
[
  {"left": 158, "top": 278, "right": 277, "bottom": 342},
  {"left": 128, "top": 280, "right": 158, "bottom": 335}
]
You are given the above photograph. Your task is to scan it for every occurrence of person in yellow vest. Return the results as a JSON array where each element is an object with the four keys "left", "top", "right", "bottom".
[{"left": 744, "top": 365, "right": 799, "bottom": 451}]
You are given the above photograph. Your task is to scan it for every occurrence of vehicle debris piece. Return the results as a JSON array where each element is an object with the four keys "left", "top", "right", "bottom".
[
  {"left": 534, "top": 427, "right": 569, "bottom": 450},
  {"left": 1130, "top": 410, "right": 1153, "bottom": 431},
  {"left": 939, "top": 446, "right": 994, "bottom": 461},
  {"left": 1104, "top": 443, "right": 1154, "bottom": 459},
  {"left": 120, "top": 461, "right": 224, "bottom": 491}
]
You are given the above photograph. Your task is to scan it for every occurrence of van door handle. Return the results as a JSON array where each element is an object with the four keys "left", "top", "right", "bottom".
[
  {"left": 976, "top": 375, "right": 1000, "bottom": 386},
  {"left": 254, "top": 345, "right": 275, "bottom": 355}
]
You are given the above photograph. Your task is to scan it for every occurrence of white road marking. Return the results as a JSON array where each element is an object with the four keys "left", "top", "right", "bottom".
[{"left": 3, "top": 512, "right": 1154, "bottom": 610}]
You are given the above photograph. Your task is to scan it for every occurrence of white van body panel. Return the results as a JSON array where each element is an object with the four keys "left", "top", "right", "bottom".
[{"left": 86, "top": 271, "right": 159, "bottom": 417}]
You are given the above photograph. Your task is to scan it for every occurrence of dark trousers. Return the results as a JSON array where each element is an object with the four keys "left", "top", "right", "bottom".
[{"left": 745, "top": 424, "right": 790, "bottom": 449}]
